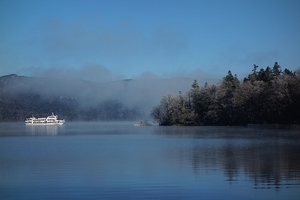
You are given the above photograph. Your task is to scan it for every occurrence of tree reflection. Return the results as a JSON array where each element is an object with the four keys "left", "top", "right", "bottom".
[
  {"left": 243, "top": 143, "right": 300, "bottom": 190},
  {"left": 222, "top": 145, "right": 240, "bottom": 182},
  {"left": 155, "top": 126, "right": 300, "bottom": 190}
]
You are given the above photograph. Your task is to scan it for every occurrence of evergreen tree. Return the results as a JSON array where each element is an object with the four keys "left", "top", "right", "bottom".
[{"left": 217, "top": 71, "right": 240, "bottom": 125}]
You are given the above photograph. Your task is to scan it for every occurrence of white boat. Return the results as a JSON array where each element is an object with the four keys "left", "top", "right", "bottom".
[{"left": 25, "top": 113, "right": 65, "bottom": 125}]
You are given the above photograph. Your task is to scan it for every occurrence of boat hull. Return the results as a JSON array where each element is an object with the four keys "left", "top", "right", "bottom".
[{"left": 25, "top": 122, "right": 64, "bottom": 125}]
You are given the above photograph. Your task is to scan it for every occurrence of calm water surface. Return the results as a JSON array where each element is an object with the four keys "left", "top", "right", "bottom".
[{"left": 0, "top": 122, "right": 299, "bottom": 199}]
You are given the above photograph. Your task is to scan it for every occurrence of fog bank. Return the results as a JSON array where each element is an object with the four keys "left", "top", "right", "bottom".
[{"left": 1, "top": 73, "right": 219, "bottom": 115}]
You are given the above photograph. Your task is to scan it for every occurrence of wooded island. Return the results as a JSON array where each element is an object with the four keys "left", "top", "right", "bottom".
[{"left": 151, "top": 62, "right": 300, "bottom": 126}]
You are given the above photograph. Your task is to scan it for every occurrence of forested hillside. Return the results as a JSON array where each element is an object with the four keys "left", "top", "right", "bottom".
[
  {"left": 151, "top": 63, "right": 300, "bottom": 126},
  {"left": 0, "top": 90, "right": 141, "bottom": 122},
  {"left": 0, "top": 75, "right": 141, "bottom": 121}
]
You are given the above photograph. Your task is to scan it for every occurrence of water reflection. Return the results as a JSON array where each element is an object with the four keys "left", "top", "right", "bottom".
[
  {"left": 0, "top": 123, "right": 299, "bottom": 199},
  {"left": 25, "top": 125, "right": 64, "bottom": 136},
  {"left": 155, "top": 126, "right": 300, "bottom": 190}
]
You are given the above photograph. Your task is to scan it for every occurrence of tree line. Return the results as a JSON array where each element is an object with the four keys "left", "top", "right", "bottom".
[{"left": 151, "top": 62, "right": 300, "bottom": 126}]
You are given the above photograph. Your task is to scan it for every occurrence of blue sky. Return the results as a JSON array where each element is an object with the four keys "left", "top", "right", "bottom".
[{"left": 1, "top": 0, "right": 299, "bottom": 82}]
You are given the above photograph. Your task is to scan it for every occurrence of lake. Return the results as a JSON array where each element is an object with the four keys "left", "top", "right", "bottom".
[{"left": 0, "top": 122, "right": 299, "bottom": 199}]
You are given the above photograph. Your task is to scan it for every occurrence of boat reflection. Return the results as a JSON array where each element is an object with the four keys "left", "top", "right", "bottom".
[{"left": 25, "top": 124, "right": 65, "bottom": 136}]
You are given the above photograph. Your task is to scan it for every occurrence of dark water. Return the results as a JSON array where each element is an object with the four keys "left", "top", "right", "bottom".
[{"left": 0, "top": 122, "right": 299, "bottom": 200}]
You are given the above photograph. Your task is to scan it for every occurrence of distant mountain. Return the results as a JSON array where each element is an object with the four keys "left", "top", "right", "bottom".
[{"left": 0, "top": 74, "right": 218, "bottom": 121}]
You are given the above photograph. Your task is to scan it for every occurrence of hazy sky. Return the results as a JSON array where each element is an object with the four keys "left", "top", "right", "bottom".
[{"left": 1, "top": 0, "right": 299, "bottom": 81}]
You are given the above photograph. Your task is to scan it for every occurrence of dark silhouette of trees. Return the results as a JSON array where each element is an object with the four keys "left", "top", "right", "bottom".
[
  {"left": 150, "top": 93, "right": 196, "bottom": 125},
  {"left": 152, "top": 62, "right": 300, "bottom": 126}
]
